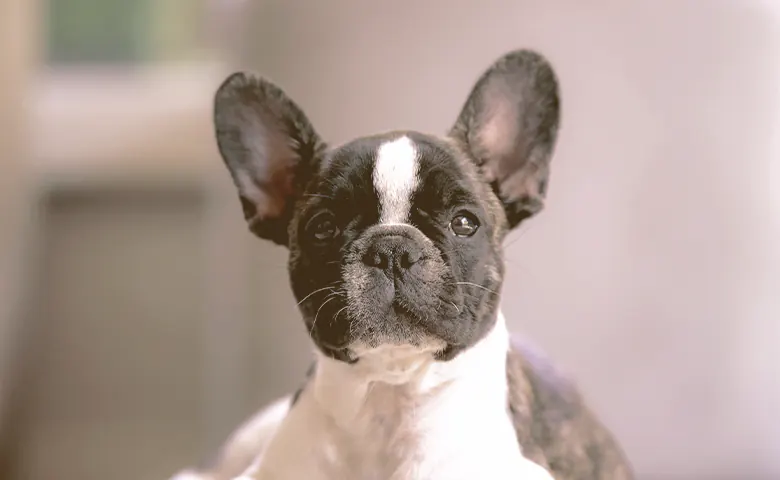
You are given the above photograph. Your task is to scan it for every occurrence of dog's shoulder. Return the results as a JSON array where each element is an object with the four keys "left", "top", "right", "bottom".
[{"left": 506, "top": 335, "right": 634, "bottom": 480}]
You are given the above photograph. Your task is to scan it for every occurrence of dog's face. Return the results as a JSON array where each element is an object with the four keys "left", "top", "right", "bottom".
[{"left": 214, "top": 50, "right": 560, "bottom": 363}]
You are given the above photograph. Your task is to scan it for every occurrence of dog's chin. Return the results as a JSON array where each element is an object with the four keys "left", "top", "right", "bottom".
[
  {"left": 310, "top": 294, "right": 462, "bottom": 372},
  {"left": 346, "top": 340, "right": 447, "bottom": 385}
]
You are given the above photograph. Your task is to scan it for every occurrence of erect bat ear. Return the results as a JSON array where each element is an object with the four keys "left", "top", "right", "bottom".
[
  {"left": 213, "top": 72, "right": 325, "bottom": 246},
  {"left": 450, "top": 50, "right": 561, "bottom": 229}
]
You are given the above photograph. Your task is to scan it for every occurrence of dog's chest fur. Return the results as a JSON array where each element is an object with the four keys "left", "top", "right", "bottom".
[
  {"left": 292, "top": 380, "right": 518, "bottom": 480},
  {"left": 246, "top": 314, "right": 552, "bottom": 480}
]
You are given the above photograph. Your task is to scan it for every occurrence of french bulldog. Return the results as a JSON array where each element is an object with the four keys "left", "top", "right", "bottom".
[{"left": 170, "top": 50, "right": 633, "bottom": 480}]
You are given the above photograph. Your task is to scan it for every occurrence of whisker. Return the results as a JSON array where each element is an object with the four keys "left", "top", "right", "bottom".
[
  {"left": 296, "top": 285, "right": 337, "bottom": 306},
  {"left": 303, "top": 193, "right": 333, "bottom": 200},
  {"left": 334, "top": 306, "right": 349, "bottom": 326},
  {"left": 323, "top": 290, "right": 345, "bottom": 301},
  {"left": 453, "top": 281, "right": 500, "bottom": 296},
  {"left": 311, "top": 297, "right": 336, "bottom": 335},
  {"left": 460, "top": 290, "right": 484, "bottom": 300},
  {"left": 449, "top": 301, "right": 461, "bottom": 313},
  {"left": 503, "top": 224, "right": 533, "bottom": 249}
]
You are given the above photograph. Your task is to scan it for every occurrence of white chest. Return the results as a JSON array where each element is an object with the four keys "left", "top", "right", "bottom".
[
  {"left": 248, "top": 382, "right": 548, "bottom": 480},
  {"left": 240, "top": 316, "right": 553, "bottom": 480}
]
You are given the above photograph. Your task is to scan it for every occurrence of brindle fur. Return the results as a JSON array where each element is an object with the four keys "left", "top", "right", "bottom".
[{"left": 508, "top": 337, "right": 634, "bottom": 479}]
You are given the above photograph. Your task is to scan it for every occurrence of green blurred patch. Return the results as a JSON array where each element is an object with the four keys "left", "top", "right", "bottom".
[{"left": 47, "top": 0, "right": 204, "bottom": 65}]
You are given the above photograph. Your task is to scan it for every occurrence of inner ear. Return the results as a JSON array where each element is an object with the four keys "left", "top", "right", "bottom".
[
  {"left": 213, "top": 72, "right": 325, "bottom": 246},
  {"left": 449, "top": 50, "right": 561, "bottom": 229}
]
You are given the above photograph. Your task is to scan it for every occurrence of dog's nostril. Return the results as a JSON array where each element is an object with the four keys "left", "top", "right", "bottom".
[
  {"left": 399, "top": 250, "right": 422, "bottom": 269},
  {"left": 363, "top": 235, "right": 423, "bottom": 272},
  {"left": 364, "top": 251, "right": 390, "bottom": 269}
]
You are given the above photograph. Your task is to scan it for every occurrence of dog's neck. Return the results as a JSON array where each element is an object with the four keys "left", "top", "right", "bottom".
[{"left": 311, "top": 311, "right": 511, "bottom": 430}]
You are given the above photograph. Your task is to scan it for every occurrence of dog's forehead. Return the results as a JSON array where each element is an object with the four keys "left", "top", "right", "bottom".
[
  {"left": 328, "top": 131, "right": 459, "bottom": 169},
  {"left": 310, "top": 131, "right": 483, "bottom": 225},
  {"left": 321, "top": 131, "right": 472, "bottom": 198}
]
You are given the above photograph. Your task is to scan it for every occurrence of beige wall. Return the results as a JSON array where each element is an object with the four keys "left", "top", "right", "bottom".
[
  {"left": 237, "top": 1, "right": 780, "bottom": 478},
  {"left": 0, "top": 0, "right": 37, "bottom": 425}
]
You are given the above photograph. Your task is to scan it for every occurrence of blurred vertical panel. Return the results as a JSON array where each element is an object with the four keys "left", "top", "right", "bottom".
[
  {"left": 0, "top": 0, "right": 242, "bottom": 477},
  {"left": 0, "top": 0, "right": 38, "bottom": 449},
  {"left": 6, "top": 186, "right": 208, "bottom": 480}
]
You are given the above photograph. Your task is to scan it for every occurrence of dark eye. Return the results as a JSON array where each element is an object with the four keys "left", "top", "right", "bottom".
[
  {"left": 450, "top": 213, "right": 479, "bottom": 237},
  {"left": 308, "top": 212, "right": 340, "bottom": 243}
]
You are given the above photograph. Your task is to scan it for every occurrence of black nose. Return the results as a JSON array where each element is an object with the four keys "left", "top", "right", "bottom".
[{"left": 363, "top": 235, "right": 423, "bottom": 271}]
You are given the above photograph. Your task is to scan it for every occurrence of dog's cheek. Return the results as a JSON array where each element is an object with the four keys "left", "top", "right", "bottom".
[{"left": 420, "top": 261, "right": 450, "bottom": 308}]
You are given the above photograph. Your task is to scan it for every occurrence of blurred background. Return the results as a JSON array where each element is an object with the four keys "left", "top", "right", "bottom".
[{"left": 1, "top": 1, "right": 779, "bottom": 479}]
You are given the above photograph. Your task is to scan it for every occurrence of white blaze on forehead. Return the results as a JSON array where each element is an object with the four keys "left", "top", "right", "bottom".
[{"left": 373, "top": 135, "right": 419, "bottom": 224}]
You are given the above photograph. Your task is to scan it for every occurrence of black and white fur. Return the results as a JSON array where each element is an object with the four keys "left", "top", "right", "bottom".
[{"left": 171, "top": 50, "right": 633, "bottom": 480}]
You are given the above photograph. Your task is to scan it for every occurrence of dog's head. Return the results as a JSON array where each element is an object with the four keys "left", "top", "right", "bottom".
[{"left": 213, "top": 50, "right": 560, "bottom": 365}]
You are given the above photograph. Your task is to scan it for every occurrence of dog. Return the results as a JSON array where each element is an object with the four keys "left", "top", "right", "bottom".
[{"left": 169, "top": 50, "right": 634, "bottom": 480}]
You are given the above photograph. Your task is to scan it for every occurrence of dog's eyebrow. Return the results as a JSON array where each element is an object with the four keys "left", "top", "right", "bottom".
[
  {"left": 413, "top": 178, "right": 479, "bottom": 212},
  {"left": 446, "top": 189, "right": 480, "bottom": 207}
]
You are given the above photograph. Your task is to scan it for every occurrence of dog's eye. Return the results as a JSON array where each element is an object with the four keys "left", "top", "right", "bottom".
[
  {"left": 308, "top": 212, "right": 340, "bottom": 242},
  {"left": 449, "top": 213, "right": 479, "bottom": 237}
]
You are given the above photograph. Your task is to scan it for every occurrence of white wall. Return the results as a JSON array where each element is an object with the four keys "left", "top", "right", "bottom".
[{"left": 236, "top": 1, "right": 780, "bottom": 478}]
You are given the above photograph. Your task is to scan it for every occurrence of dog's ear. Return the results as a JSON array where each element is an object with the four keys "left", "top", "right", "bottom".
[
  {"left": 214, "top": 73, "right": 324, "bottom": 246},
  {"left": 449, "top": 50, "right": 560, "bottom": 229}
]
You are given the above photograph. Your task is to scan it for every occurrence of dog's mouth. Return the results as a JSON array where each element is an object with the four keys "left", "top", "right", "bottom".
[
  {"left": 316, "top": 303, "right": 450, "bottom": 365},
  {"left": 303, "top": 268, "right": 465, "bottom": 364}
]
